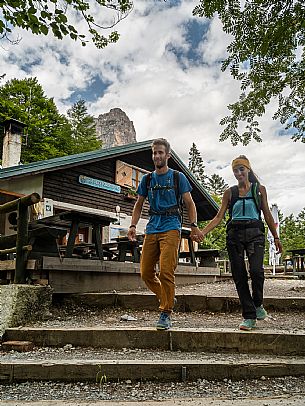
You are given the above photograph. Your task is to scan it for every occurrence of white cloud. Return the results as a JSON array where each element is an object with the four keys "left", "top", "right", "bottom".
[{"left": 0, "top": 0, "right": 304, "bottom": 217}]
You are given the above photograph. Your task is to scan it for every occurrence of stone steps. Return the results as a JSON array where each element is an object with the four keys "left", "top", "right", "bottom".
[
  {"left": 59, "top": 292, "right": 305, "bottom": 312},
  {"left": 2, "top": 289, "right": 305, "bottom": 384},
  {"left": 3, "top": 327, "right": 305, "bottom": 355},
  {"left": 1, "top": 357, "right": 305, "bottom": 382}
]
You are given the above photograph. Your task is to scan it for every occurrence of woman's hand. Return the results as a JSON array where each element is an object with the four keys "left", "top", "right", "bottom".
[{"left": 275, "top": 239, "right": 283, "bottom": 254}]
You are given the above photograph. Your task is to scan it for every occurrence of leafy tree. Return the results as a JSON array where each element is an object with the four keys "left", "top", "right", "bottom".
[
  {"left": 280, "top": 209, "right": 305, "bottom": 259},
  {"left": 188, "top": 142, "right": 208, "bottom": 186},
  {"left": 0, "top": 77, "right": 99, "bottom": 163},
  {"left": 0, "top": 77, "right": 69, "bottom": 162},
  {"left": 0, "top": 0, "right": 133, "bottom": 48},
  {"left": 207, "top": 173, "right": 228, "bottom": 196},
  {"left": 193, "top": 0, "right": 305, "bottom": 145},
  {"left": 67, "top": 99, "right": 101, "bottom": 153},
  {"left": 199, "top": 194, "right": 228, "bottom": 253}
]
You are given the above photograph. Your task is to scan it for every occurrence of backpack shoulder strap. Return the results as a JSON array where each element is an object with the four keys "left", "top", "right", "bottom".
[
  {"left": 146, "top": 172, "right": 152, "bottom": 191},
  {"left": 228, "top": 185, "right": 239, "bottom": 220},
  {"left": 173, "top": 170, "right": 180, "bottom": 202},
  {"left": 173, "top": 170, "right": 183, "bottom": 223},
  {"left": 251, "top": 182, "right": 262, "bottom": 217}
]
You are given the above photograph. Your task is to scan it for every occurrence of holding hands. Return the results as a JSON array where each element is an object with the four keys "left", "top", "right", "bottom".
[{"left": 190, "top": 226, "right": 204, "bottom": 243}]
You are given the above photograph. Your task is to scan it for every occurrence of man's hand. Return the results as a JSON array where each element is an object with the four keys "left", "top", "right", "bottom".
[
  {"left": 127, "top": 226, "right": 137, "bottom": 242},
  {"left": 190, "top": 227, "right": 204, "bottom": 243}
]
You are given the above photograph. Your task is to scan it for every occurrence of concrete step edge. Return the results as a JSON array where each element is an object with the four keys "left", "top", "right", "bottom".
[
  {"left": 4, "top": 327, "right": 305, "bottom": 356},
  {"left": 60, "top": 293, "right": 305, "bottom": 312},
  {"left": 1, "top": 359, "right": 305, "bottom": 382}
]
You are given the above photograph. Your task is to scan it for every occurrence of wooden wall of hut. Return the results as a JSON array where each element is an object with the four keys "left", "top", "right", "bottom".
[
  {"left": 43, "top": 153, "right": 191, "bottom": 226},
  {"left": 42, "top": 157, "right": 147, "bottom": 219}
]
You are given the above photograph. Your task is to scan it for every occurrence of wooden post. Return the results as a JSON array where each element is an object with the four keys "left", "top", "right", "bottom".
[
  {"left": 92, "top": 224, "right": 103, "bottom": 260},
  {"left": 0, "top": 192, "right": 40, "bottom": 284},
  {"left": 65, "top": 219, "right": 79, "bottom": 258},
  {"left": 15, "top": 201, "right": 29, "bottom": 283}
]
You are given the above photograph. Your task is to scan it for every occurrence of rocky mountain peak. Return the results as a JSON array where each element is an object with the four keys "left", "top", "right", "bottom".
[{"left": 95, "top": 108, "right": 137, "bottom": 148}]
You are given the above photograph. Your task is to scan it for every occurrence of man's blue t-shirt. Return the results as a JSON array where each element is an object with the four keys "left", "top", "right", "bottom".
[{"left": 137, "top": 168, "right": 192, "bottom": 234}]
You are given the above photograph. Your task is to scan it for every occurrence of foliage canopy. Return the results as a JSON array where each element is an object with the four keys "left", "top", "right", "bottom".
[
  {"left": 0, "top": 0, "right": 133, "bottom": 48},
  {"left": 193, "top": 0, "right": 305, "bottom": 145}
]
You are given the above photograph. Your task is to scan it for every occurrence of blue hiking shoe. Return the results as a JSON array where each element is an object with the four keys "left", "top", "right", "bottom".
[
  {"left": 156, "top": 312, "right": 172, "bottom": 330},
  {"left": 239, "top": 319, "right": 256, "bottom": 331},
  {"left": 256, "top": 305, "right": 268, "bottom": 320}
]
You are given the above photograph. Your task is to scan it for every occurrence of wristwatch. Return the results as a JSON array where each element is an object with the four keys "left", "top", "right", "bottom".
[{"left": 190, "top": 222, "right": 198, "bottom": 228}]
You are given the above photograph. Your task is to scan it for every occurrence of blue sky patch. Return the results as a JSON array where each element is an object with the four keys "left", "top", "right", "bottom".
[
  {"left": 166, "top": 19, "right": 210, "bottom": 68},
  {"left": 68, "top": 75, "right": 110, "bottom": 105}
]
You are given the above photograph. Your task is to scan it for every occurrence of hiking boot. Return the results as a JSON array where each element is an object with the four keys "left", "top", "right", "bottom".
[
  {"left": 239, "top": 319, "right": 256, "bottom": 331},
  {"left": 156, "top": 312, "right": 172, "bottom": 330},
  {"left": 256, "top": 305, "right": 268, "bottom": 320}
]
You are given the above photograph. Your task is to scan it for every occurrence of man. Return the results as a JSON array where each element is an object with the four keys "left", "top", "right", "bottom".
[{"left": 127, "top": 138, "right": 203, "bottom": 330}]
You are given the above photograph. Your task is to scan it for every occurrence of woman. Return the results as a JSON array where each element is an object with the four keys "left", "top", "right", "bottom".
[{"left": 201, "top": 156, "right": 282, "bottom": 330}]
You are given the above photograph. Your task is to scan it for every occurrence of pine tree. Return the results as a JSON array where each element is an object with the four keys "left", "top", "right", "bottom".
[
  {"left": 67, "top": 99, "right": 101, "bottom": 154},
  {"left": 207, "top": 174, "right": 228, "bottom": 196},
  {"left": 188, "top": 143, "right": 208, "bottom": 186}
]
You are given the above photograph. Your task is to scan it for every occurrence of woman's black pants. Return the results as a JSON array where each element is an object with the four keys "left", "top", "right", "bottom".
[{"left": 226, "top": 221, "right": 265, "bottom": 320}]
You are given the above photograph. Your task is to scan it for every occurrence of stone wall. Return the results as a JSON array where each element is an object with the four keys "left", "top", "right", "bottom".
[
  {"left": 95, "top": 108, "right": 137, "bottom": 148},
  {"left": 0, "top": 285, "right": 53, "bottom": 338}
]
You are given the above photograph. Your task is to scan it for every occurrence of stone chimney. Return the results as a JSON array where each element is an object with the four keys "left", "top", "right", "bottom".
[
  {"left": 95, "top": 108, "right": 137, "bottom": 148},
  {"left": 2, "top": 119, "right": 26, "bottom": 168}
]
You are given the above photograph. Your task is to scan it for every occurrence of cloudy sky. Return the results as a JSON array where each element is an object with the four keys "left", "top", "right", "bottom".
[{"left": 1, "top": 0, "right": 304, "bottom": 217}]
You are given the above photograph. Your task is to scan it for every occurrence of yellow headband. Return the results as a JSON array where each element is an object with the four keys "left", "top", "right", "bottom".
[{"left": 232, "top": 158, "right": 251, "bottom": 170}]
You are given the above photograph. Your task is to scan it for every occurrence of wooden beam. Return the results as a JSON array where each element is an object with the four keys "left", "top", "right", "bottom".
[
  {"left": 0, "top": 260, "right": 37, "bottom": 271},
  {"left": 0, "top": 245, "right": 32, "bottom": 255},
  {"left": 0, "top": 193, "right": 40, "bottom": 214},
  {"left": 0, "top": 189, "right": 25, "bottom": 198}
]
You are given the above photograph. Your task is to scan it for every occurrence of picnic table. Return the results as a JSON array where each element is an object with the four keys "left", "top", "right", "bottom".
[{"left": 31, "top": 209, "right": 117, "bottom": 260}]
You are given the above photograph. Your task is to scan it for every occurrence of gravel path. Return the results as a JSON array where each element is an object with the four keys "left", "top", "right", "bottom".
[
  {"left": 1, "top": 346, "right": 304, "bottom": 363},
  {"left": 0, "top": 376, "right": 305, "bottom": 402},
  {"left": 176, "top": 278, "right": 305, "bottom": 297},
  {"left": 23, "top": 306, "right": 305, "bottom": 333},
  {"left": 110, "top": 278, "right": 305, "bottom": 298}
]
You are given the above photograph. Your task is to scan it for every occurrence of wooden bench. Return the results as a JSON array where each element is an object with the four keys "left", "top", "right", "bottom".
[
  {"left": 287, "top": 248, "right": 305, "bottom": 276},
  {"left": 101, "top": 236, "right": 144, "bottom": 263}
]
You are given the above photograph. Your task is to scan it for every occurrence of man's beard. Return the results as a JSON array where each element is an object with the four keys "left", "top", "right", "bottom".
[{"left": 154, "top": 158, "right": 167, "bottom": 169}]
